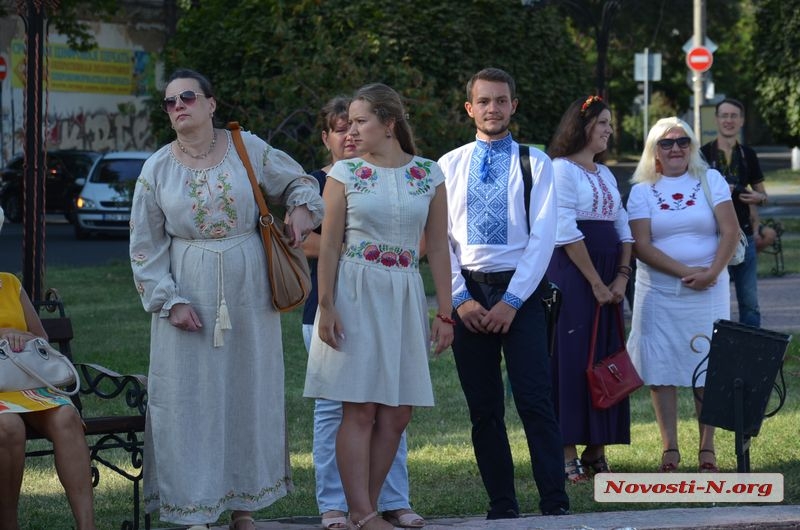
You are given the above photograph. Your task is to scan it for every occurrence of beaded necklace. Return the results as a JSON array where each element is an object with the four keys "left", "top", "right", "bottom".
[{"left": 176, "top": 129, "right": 217, "bottom": 160}]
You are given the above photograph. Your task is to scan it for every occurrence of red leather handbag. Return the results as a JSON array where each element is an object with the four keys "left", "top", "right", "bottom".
[{"left": 586, "top": 303, "right": 643, "bottom": 410}]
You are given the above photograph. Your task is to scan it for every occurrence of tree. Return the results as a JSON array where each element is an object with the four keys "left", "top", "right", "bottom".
[
  {"left": 155, "top": 0, "right": 588, "bottom": 169},
  {"left": 752, "top": 0, "right": 800, "bottom": 146},
  {"left": 0, "top": 0, "right": 119, "bottom": 50}
]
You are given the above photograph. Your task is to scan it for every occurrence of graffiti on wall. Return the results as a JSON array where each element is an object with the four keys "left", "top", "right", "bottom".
[
  {"left": 45, "top": 103, "right": 154, "bottom": 152},
  {"left": 3, "top": 103, "right": 154, "bottom": 156}
]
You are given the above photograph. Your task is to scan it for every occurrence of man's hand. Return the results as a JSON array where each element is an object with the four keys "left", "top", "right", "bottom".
[
  {"left": 480, "top": 301, "right": 517, "bottom": 334},
  {"left": 456, "top": 299, "right": 489, "bottom": 333}
]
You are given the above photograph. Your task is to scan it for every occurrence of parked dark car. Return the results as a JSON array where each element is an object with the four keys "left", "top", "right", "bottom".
[{"left": 0, "top": 150, "right": 101, "bottom": 223}]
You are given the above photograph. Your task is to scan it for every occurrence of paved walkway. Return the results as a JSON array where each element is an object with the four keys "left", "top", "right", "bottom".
[{"left": 191, "top": 504, "right": 800, "bottom": 529}]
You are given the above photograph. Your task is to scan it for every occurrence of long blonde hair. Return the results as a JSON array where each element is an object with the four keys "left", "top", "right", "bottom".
[{"left": 631, "top": 117, "right": 708, "bottom": 183}]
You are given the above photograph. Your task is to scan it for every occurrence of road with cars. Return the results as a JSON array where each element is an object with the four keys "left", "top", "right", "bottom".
[{"left": 0, "top": 217, "right": 129, "bottom": 272}]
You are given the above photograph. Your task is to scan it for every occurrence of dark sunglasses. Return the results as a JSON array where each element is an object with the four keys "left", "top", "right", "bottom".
[
  {"left": 161, "top": 90, "right": 208, "bottom": 112},
  {"left": 657, "top": 136, "right": 692, "bottom": 150}
]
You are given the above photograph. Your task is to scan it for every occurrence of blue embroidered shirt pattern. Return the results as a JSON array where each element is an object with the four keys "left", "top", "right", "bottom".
[{"left": 467, "top": 135, "right": 512, "bottom": 245}]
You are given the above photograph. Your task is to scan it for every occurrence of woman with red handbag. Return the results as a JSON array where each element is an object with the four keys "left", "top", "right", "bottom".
[
  {"left": 546, "top": 96, "right": 634, "bottom": 484},
  {"left": 626, "top": 117, "right": 739, "bottom": 473}
]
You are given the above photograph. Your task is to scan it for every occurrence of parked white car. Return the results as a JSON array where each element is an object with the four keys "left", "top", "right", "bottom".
[{"left": 72, "top": 151, "right": 151, "bottom": 239}]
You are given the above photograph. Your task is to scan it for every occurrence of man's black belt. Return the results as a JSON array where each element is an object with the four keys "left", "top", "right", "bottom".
[{"left": 462, "top": 269, "right": 515, "bottom": 285}]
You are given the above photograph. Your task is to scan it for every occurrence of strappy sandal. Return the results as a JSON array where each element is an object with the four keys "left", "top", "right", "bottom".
[
  {"left": 564, "top": 457, "right": 589, "bottom": 484},
  {"left": 383, "top": 508, "right": 425, "bottom": 528},
  {"left": 349, "top": 511, "right": 388, "bottom": 530},
  {"left": 322, "top": 510, "right": 349, "bottom": 529},
  {"left": 659, "top": 448, "right": 681, "bottom": 472},
  {"left": 581, "top": 454, "right": 612, "bottom": 474},
  {"left": 230, "top": 514, "right": 256, "bottom": 530},
  {"left": 699, "top": 449, "right": 719, "bottom": 472}
]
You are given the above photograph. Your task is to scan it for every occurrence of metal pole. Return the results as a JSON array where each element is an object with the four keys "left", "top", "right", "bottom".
[
  {"left": 21, "top": 0, "right": 46, "bottom": 301},
  {"left": 693, "top": 0, "right": 705, "bottom": 139},
  {"left": 643, "top": 47, "right": 650, "bottom": 147}
]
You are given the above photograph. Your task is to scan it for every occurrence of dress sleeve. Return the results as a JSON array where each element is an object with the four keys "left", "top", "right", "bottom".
[
  {"left": 553, "top": 159, "right": 583, "bottom": 246},
  {"left": 626, "top": 183, "right": 650, "bottom": 220},
  {"left": 129, "top": 154, "right": 191, "bottom": 316},
  {"left": 252, "top": 133, "right": 324, "bottom": 228},
  {"left": 707, "top": 169, "right": 734, "bottom": 206}
]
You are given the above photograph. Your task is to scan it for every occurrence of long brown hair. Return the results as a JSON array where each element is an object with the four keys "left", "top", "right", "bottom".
[
  {"left": 547, "top": 95, "right": 609, "bottom": 161},
  {"left": 352, "top": 83, "right": 417, "bottom": 156}
]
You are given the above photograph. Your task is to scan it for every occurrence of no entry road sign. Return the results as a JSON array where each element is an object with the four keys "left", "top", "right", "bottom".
[
  {"left": 686, "top": 46, "right": 713, "bottom": 73},
  {"left": 0, "top": 56, "right": 7, "bottom": 81}
]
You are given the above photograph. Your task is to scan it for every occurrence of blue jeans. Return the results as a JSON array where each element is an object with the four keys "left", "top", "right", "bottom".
[
  {"left": 303, "top": 324, "right": 410, "bottom": 514},
  {"left": 729, "top": 235, "right": 760, "bottom": 327}
]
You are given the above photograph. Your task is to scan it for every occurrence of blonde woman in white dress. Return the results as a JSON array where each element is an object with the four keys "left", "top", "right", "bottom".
[{"left": 626, "top": 117, "right": 738, "bottom": 474}]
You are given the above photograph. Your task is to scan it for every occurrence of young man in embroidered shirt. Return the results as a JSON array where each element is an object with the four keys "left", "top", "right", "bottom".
[
  {"left": 700, "top": 98, "right": 768, "bottom": 327},
  {"left": 438, "top": 67, "right": 570, "bottom": 519}
]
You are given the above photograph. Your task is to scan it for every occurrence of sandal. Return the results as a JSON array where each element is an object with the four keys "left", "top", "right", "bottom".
[
  {"left": 230, "top": 514, "right": 256, "bottom": 530},
  {"left": 659, "top": 448, "right": 681, "bottom": 472},
  {"left": 699, "top": 449, "right": 719, "bottom": 472},
  {"left": 383, "top": 508, "right": 425, "bottom": 528},
  {"left": 322, "top": 510, "right": 348, "bottom": 530},
  {"left": 349, "top": 511, "right": 390, "bottom": 530},
  {"left": 581, "top": 454, "right": 611, "bottom": 474},
  {"left": 564, "top": 458, "right": 589, "bottom": 484}
]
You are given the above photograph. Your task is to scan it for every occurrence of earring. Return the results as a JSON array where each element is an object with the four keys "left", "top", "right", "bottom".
[{"left": 385, "top": 131, "right": 392, "bottom": 138}]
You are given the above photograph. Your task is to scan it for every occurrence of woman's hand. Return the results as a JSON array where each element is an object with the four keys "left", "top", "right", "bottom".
[
  {"left": 317, "top": 306, "right": 345, "bottom": 350},
  {"left": 430, "top": 316, "right": 454, "bottom": 357},
  {"left": 681, "top": 268, "right": 717, "bottom": 291},
  {"left": 591, "top": 281, "right": 615, "bottom": 305},
  {"left": 608, "top": 275, "right": 628, "bottom": 304},
  {"left": 168, "top": 303, "right": 203, "bottom": 331},
  {"left": 0, "top": 328, "right": 38, "bottom": 352},
  {"left": 285, "top": 204, "right": 315, "bottom": 248}
]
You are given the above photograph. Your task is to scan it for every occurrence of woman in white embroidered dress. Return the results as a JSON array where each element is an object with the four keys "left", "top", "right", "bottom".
[
  {"left": 129, "top": 69, "right": 323, "bottom": 530},
  {"left": 546, "top": 95, "right": 634, "bottom": 484},
  {"left": 626, "top": 117, "right": 738, "bottom": 474},
  {"left": 303, "top": 83, "right": 453, "bottom": 530}
]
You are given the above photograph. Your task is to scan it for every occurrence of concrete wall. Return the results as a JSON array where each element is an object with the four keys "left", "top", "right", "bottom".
[{"left": 0, "top": 8, "right": 166, "bottom": 165}]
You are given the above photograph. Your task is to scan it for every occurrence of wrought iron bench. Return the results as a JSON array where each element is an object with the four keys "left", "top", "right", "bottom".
[
  {"left": 25, "top": 292, "right": 150, "bottom": 530},
  {"left": 760, "top": 218, "right": 785, "bottom": 277}
]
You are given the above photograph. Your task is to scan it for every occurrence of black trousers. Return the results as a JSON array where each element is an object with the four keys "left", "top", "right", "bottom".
[{"left": 452, "top": 274, "right": 569, "bottom": 516}]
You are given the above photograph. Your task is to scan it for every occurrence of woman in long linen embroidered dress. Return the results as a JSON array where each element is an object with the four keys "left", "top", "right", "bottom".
[
  {"left": 626, "top": 117, "right": 738, "bottom": 474},
  {"left": 303, "top": 84, "right": 453, "bottom": 530},
  {"left": 0, "top": 207, "right": 96, "bottom": 530},
  {"left": 129, "top": 69, "right": 323, "bottom": 530},
  {"left": 546, "top": 96, "right": 634, "bottom": 484}
]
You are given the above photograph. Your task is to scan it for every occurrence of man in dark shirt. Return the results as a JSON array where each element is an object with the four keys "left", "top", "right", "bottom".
[{"left": 700, "top": 98, "right": 768, "bottom": 327}]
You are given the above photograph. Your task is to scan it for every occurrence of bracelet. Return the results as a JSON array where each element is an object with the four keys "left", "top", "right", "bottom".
[
  {"left": 617, "top": 271, "right": 630, "bottom": 280},
  {"left": 436, "top": 313, "right": 456, "bottom": 325},
  {"left": 617, "top": 265, "right": 633, "bottom": 274}
]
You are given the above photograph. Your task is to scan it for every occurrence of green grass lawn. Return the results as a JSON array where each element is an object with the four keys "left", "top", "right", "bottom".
[{"left": 17, "top": 230, "right": 800, "bottom": 528}]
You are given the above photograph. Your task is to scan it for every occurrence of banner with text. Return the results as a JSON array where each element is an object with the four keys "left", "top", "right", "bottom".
[{"left": 10, "top": 40, "right": 153, "bottom": 96}]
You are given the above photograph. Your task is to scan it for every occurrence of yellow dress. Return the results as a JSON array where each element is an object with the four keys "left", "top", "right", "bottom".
[{"left": 0, "top": 272, "right": 72, "bottom": 413}]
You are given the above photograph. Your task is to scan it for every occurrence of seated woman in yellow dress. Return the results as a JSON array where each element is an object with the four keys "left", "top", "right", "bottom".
[{"left": 0, "top": 206, "right": 96, "bottom": 530}]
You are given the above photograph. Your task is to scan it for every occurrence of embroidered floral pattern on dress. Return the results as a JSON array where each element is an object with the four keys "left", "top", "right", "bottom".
[
  {"left": 405, "top": 160, "right": 433, "bottom": 195},
  {"left": 650, "top": 181, "right": 701, "bottom": 210},
  {"left": 187, "top": 170, "right": 238, "bottom": 237},
  {"left": 344, "top": 241, "right": 418, "bottom": 269},
  {"left": 346, "top": 161, "right": 378, "bottom": 193},
  {"left": 146, "top": 477, "right": 290, "bottom": 521}
]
